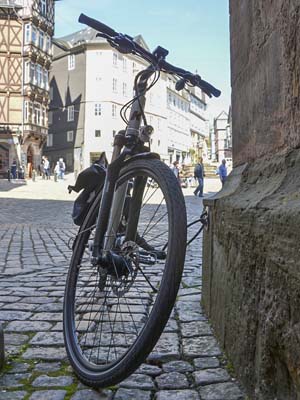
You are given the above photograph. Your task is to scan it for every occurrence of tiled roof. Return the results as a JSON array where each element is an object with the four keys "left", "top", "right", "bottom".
[{"left": 54, "top": 27, "right": 149, "bottom": 51}]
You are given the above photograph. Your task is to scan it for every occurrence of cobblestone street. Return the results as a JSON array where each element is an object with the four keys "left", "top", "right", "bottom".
[{"left": 0, "top": 176, "right": 245, "bottom": 400}]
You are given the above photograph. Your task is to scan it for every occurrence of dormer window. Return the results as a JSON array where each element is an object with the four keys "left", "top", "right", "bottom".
[{"left": 68, "top": 54, "right": 75, "bottom": 71}]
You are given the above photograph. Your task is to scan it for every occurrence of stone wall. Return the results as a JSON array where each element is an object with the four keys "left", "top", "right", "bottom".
[{"left": 203, "top": 1, "right": 300, "bottom": 399}]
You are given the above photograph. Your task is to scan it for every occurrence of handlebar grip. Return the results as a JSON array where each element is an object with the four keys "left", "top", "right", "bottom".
[
  {"left": 198, "top": 79, "right": 221, "bottom": 98},
  {"left": 78, "top": 14, "right": 117, "bottom": 37}
]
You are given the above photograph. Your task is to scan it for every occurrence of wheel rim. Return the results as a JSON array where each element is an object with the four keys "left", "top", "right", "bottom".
[{"left": 67, "top": 168, "right": 173, "bottom": 371}]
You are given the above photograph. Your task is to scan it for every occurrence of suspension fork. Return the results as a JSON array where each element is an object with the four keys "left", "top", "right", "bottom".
[{"left": 125, "top": 176, "right": 148, "bottom": 242}]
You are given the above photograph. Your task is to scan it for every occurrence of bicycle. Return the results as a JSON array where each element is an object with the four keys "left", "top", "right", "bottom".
[{"left": 63, "top": 13, "right": 221, "bottom": 388}]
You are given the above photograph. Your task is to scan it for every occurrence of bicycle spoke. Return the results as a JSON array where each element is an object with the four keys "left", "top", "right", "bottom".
[{"left": 65, "top": 163, "right": 183, "bottom": 379}]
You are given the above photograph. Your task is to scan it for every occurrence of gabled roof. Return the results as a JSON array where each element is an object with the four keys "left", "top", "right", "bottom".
[
  {"left": 54, "top": 27, "right": 149, "bottom": 52},
  {"left": 215, "top": 110, "right": 228, "bottom": 120}
]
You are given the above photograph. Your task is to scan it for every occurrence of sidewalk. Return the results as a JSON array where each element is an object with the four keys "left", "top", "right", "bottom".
[{"left": 0, "top": 177, "right": 246, "bottom": 400}]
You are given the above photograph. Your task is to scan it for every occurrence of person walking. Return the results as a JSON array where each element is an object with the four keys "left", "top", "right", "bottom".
[
  {"left": 41, "top": 155, "right": 46, "bottom": 179},
  {"left": 54, "top": 161, "right": 59, "bottom": 179},
  {"left": 10, "top": 159, "right": 17, "bottom": 179},
  {"left": 58, "top": 158, "right": 66, "bottom": 180},
  {"left": 170, "top": 161, "right": 181, "bottom": 184},
  {"left": 44, "top": 156, "right": 50, "bottom": 180},
  {"left": 193, "top": 157, "right": 205, "bottom": 197},
  {"left": 218, "top": 159, "right": 228, "bottom": 186}
]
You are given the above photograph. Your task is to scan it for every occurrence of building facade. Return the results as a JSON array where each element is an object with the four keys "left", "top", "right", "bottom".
[
  {"left": 189, "top": 87, "right": 209, "bottom": 163},
  {"left": 213, "top": 109, "right": 232, "bottom": 162},
  {"left": 0, "top": 0, "right": 58, "bottom": 177},
  {"left": 46, "top": 27, "right": 209, "bottom": 171}
]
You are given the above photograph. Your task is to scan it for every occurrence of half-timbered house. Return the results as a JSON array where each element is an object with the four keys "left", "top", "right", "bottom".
[{"left": 0, "top": 0, "right": 59, "bottom": 178}]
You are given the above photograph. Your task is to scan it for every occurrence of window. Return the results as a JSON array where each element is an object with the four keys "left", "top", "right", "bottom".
[
  {"left": 123, "top": 82, "right": 127, "bottom": 97},
  {"left": 24, "top": 101, "right": 30, "bottom": 122},
  {"left": 112, "top": 104, "right": 117, "bottom": 117},
  {"left": 112, "top": 78, "right": 117, "bottom": 92},
  {"left": 122, "top": 82, "right": 127, "bottom": 97},
  {"left": 68, "top": 54, "right": 75, "bottom": 71},
  {"left": 123, "top": 58, "right": 127, "bottom": 72},
  {"left": 47, "top": 133, "right": 53, "bottom": 147},
  {"left": 43, "top": 69, "right": 48, "bottom": 89},
  {"left": 50, "top": 86, "right": 53, "bottom": 101},
  {"left": 36, "top": 64, "right": 43, "bottom": 87},
  {"left": 113, "top": 52, "right": 117, "bottom": 66},
  {"left": 38, "top": 30, "right": 44, "bottom": 50},
  {"left": 34, "top": 103, "right": 41, "bottom": 125},
  {"left": 42, "top": 106, "right": 46, "bottom": 126},
  {"left": 67, "top": 130, "right": 74, "bottom": 142},
  {"left": 95, "top": 130, "right": 101, "bottom": 137},
  {"left": 24, "top": 23, "right": 30, "bottom": 44},
  {"left": 94, "top": 103, "right": 101, "bottom": 116},
  {"left": 45, "top": 35, "right": 51, "bottom": 54},
  {"left": 30, "top": 62, "right": 35, "bottom": 83},
  {"left": 24, "top": 61, "right": 30, "bottom": 83},
  {"left": 40, "top": 0, "right": 47, "bottom": 16},
  {"left": 32, "top": 26, "right": 37, "bottom": 44},
  {"left": 67, "top": 105, "right": 74, "bottom": 121},
  {"left": 48, "top": 111, "right": 53, "bottom": 125}
]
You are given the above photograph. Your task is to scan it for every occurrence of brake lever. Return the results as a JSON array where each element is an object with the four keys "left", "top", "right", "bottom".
[{"left": 96, "top": 32, "right": 113, "bottom": 40}]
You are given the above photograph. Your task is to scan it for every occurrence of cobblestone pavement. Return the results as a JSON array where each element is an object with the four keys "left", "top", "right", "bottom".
[{"left": 0, "top": 176, "right": 246, "bottom": 400}]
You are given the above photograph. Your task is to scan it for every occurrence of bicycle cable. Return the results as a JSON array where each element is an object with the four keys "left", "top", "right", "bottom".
[{"left": 120, "top": 65, "right": 160, "bottom": 125}]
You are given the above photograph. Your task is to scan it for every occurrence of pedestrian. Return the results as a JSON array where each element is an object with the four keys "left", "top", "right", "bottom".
[
  {"left": 54, "top": 161, "right": 60, "bottom": 181},
  {"left": 43, "top": 156, "right": 50, "bottom": 180},
  {"left": 193, "top": 157, "right": 205, "bottom": 197},
  {"left": 58, "top": 157, "right": 66, "bottom": 179},
  {"left": 41, "top": 155, "right": 45, "bottom": 179},
  {"left": 10, "top": 159, "right": 17, "bottom": 179},
  {"left": 217, "top": 159, "right": 228, "bottom": 186},
  {"left": 170, "top": 161, "right": 180, "bottom": 183},
  {"left": 18, "top": 164, "right": 25, "bottom": 179}
]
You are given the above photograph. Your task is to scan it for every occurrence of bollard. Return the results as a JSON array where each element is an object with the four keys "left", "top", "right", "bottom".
[
  {"left": 0, "top": 323, "right": 4, "bottom": 372},
  {"left": 32, "top": 169, "right": 36, "bottom": 182},
  {"left": 54, "top": 172, "right": 58, "bottom": 182},
  {"left": 7, "top": 169, "right": 10, "bottom": 182}
]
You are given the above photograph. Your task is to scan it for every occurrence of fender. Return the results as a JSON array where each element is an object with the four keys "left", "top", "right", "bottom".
[{"left": 123, "top": 152, "right": 160, "bottom": 166}]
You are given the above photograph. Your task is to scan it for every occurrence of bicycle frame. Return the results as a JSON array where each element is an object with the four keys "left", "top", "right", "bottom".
[{"left": 91, "top": 67, "right": 157, "bottom": 264}]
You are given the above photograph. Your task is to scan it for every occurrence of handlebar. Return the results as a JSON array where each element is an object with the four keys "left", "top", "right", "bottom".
[
  {"left": 78, "top": 13, "right": 221, "bottom": 98},
  {"left": 78, "top": 14, "right": 117, "bottom": 37}
]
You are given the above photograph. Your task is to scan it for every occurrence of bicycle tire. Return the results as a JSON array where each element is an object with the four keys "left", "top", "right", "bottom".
[{"left": 63, "top": 158, "right": 187, "bottom": 387}]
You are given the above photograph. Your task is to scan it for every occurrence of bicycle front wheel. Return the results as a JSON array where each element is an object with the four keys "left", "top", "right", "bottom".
[{"left": 63, "top": 158, "right": 187, "bottom": 387}]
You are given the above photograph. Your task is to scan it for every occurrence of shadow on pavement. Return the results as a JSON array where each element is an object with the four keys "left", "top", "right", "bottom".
[
  {"left": 0, "top": 180, "right": 27, "bottom": 192},
  {"left": 0, "top": 197, "right": 75, "bottom": 226}
]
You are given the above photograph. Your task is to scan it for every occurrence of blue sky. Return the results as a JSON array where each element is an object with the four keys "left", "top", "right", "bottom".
[{"left": 55, "top": 0, "right": 230, "bottom": 120}]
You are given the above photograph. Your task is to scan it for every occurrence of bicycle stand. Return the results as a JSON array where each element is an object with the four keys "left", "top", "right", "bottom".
[{"left": 186, "top": 208, "right": 209, "bottom": 246}]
